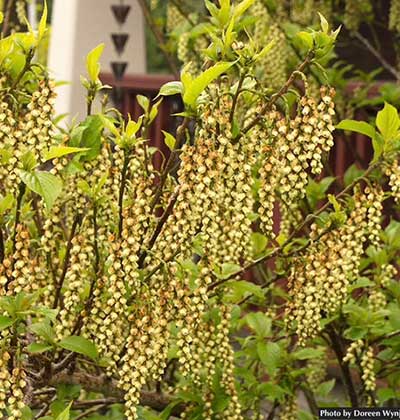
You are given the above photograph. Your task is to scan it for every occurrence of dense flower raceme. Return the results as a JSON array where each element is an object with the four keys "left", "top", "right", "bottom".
[
  {"left": 285, "top": 184, "right": 384, "bottom": 345},
  {"left": 2, "top": 4, "right": 400, "bottom": 418}
]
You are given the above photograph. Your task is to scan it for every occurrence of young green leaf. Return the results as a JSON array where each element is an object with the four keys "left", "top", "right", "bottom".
[
  {"left": 55, "top": 402, "right": 72, "bottom": 420},
  {"left": 336, "top": 119, "right": 376, "bottom": 139},
  {"left": 137, "top": 94, "right": 150, "bottom": 112},
  {"left": 219, "top": 262, "right": 241, "bottom": 279},
  {"left": 30, "top": 320, "right": 56, "bottom": 344},
  {"left": 162, "top": 130, "right": 176, "bottom": 151},
  {"left": 376, "top": 102, "right": 400, "bottom": 142},
  {"left": 21, "top": 151, "right": 37, "bottom": 172},
  {"left": 292, "top": 348, "right": 324, "bottom": 360},
  {"left": 44, "top": 146, "right": 90, "bottom": 161},
  {"left": 26, "top": 342, "right": 53, "bottom": 354},
  {"left": 58, "top": 336, "right": 98, "bottom": 361},
  {"left": 86, "top": 43, "right": 105, "bottom": 82},
  {"left": 183, "top": 62, "right": 234, "bottom": 108},
  {"left": 296, "top": 31, "right": 314, "bottom": 50},
  {"left": 0, "top": 316, "right": 14, "bottom": 331},
  {"left": 158, "top": 81, "right": 183, "bottom": 97},
  {"left": 244, "top": 312, "right": 272, "bottom": 337},
  {"left": 316, "top": 379, "right": 336, "bottom": 397},
  {"left": 344, "top": 164, "right": 364, "bottom": 187},
  {"left": 318, "top": 12, "right": 329, "bottom": 33},
  {"left": 18, "top": 170, "right": 63, "bottom": 209},
  {"left": 233, "top": 0, "right": 255, "bottom": 21},
  {"left": 100, "top": 115, "right": 120, "bottom": 138},
  {"left": 0, "top": 193, "right": 14, "bottom": 215},
  {"left": 257, "top": 341, "right": 281, "bottom": 376},
  {"left": 251, "top": 232, "right": 268, "bottom": 256},
  {"left": 372, "top": 133, "right": 385, "bottom": 162},
  {"left": 38, "top": 1, "right": 48, "bottom": 42}
]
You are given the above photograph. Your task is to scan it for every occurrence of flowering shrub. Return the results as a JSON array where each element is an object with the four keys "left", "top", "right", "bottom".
[{"left": 0, "top": 1, "right": 400, "bottom": 420}]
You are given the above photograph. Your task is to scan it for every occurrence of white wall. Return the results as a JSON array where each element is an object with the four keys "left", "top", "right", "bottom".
[{"left": 48, "top": 0, "right": 146, "bottom": 121}]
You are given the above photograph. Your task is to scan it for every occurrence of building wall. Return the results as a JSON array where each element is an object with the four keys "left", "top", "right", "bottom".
[{"left": 48, "top": 0, "right": 146, "bottom": 121}]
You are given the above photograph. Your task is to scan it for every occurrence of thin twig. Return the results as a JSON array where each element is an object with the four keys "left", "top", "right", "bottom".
[
  {"left": 1, "top": 0, "right": 15, "bottom": 38},
  {"left": 0, "top": 225, "right": 4, "bottom": 262},
  {"left": 34, "top": 395, "right": 57, "bottom": 420},
  {"left": 74, "top": 405, "right": 107, "bottom": 420},
  {"left": 353, "top": 31, "right": 400, "bottom": 81},
  {"left": 138, "top": 192, "right": 178, "bottom": 268},
  {"left": 137, "top": 118, "right": 189, "bottom": 267},
  {"left": 118, "top": 152, "right": 130, "bottom": 238},
  {"left": 137, "top": 0, "right": 180, "bottom": 79},
  {"left": 53, "top": 214, "right": 81, "bottom": 309},
  {"left": 230, "top": 72, "right": 246, "bottom": 124},
  {"left": 327, "top": 325, "right": 359, "bottom": 407}
]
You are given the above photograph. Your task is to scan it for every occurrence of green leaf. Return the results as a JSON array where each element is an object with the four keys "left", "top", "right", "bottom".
[
  {"left": 251, "top": 232, "right": 268, "bottom": 256},
  {"left": 21, "top": 151, "right": 37, "bottom": 172},
  {"left": 317, "top": 379, "right": 336, "bottom": 397},
  {"left": 160, "top": 401, "right": 183, "bottom": 420},
  {"left": 226, "top": 280, "right": 264, "bottom": 301},
  {"left": 58, "top": 336, "right": 98, "bottom": 361},
  {"left": 244, "top": 312, "right": 271, "bottom": 337},
  {"left": 30, "top": 320, "right": 56, "bottom": 344},
  {"left": 297, "top": 31, "right": 314, "bottom": 50},
  {"left": 298, "top": 411, "right": 315, "bottom": 420},
  {"left": 344, "top": 164, "right": 363, "bottom": 187},
  {"left": 257, "top": 382, "right": 286, "bottom": 401},
  {"left": 336, "top": 119, "right": 376, "bottom": 139},
  {"left": 162, "top": 130, "right": 176, "bottom": 151},
  {"left": 328, "top": 194, "right": 341, "bottom": 213},
  {"left": 137, "top": 94, "right": 150, "bottom": 112},
  {"left": 348, "top": 277, "right": 372, "bottom": 291},
  {"left": 343, "top": 326, "right": 366, "bottom": 340},
  {"left": 125, "top": 117, "right": 143, "bottom": 139},
  {"left": 389, "top": 305, "right": 400, "bottom": 330},
  {"left": 158, "top": 81, "right": 183, "bottom": 97},
  {"left": 233, "top": 0, "right": 255, "bottom": 20},
  {"left": 384, "top": 220, "right": 400, "bottom": 249},
  {"left": 318, "top": 12, "right": 329, "bottom": 33},
  {"left": 219, "top": 263, "right": 241, "bottom": 279},
  {"left": 18, "top": 170, "right": 62, "bottom": 209},
  {"left": 372, "top": 133, "right": 385, "bottom": 162},
  {"left": 27, "top": 342, "right": 53, "bottom": 353},
  {"left": 86, "top": 43, "right": 105, "bottom": 82},
  {"left": 44, "top": 146, "right": 90, "bottom": 161},
  {"left": 0, "top": 316, "right": 14, "bottom": 331},
  {"left": 292, "top": 348, "right": 324, "bottom": 360},
  {"left": 79, "top": 115, "right": 103, "bottom": 160},
  {"left": 0, "top": 12, "right": 3, "bottom": 24},
  {"left": 100, "top": 115, "right": 120, "bottom": 138},
  {"left": 205, "top": 0, "right": 220, "bottom": 20},
  {"left": 0, "top": 193, "right": 14, "bottom": 215},
  {"left": 55, "top": 402, "right": 72, "bottom": 420},
  {"left": 21, "top": 406, "right": 33, "bottom": 420},
  {"left": 376, "top": 102, "right": 400, "bottom": 141},
  {"left": 183, "top": 62, "right": 234, "bottom": 107},
  {"left": 377, "top": 388, "right": 396, "bottom": 404},
  {"left": 257, "top": 341, "right": 281, "bottom": 376},
  {"left": 253, "top": 40, "right": 274, "bottom": 62},
  {"left": 38, "top": 1, "right": 48, "bottom": 42}
]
